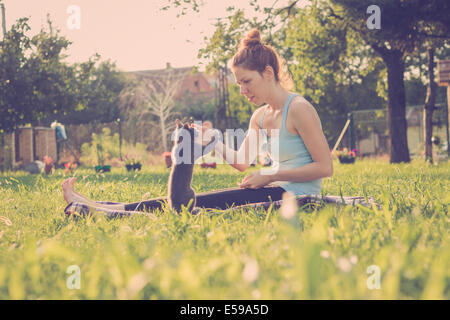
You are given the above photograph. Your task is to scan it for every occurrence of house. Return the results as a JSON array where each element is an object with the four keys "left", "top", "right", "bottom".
[{"left": 127, "top": 63, "right": 216, "bottom": 101}]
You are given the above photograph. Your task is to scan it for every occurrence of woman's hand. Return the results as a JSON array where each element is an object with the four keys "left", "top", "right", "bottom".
[
  {"left": 238, "top": 170, "right": 274, "bottom": 189},
  {"left": 191, "top": 122, "right": 215, "bottom": 146}
]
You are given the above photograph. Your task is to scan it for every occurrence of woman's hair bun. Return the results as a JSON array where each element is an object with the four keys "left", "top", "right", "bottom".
[{"left": 240, "top": 29, "right": 262, "bottom": 49}]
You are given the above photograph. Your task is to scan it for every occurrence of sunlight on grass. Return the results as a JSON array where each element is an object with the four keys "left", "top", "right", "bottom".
[{"left": 0, "top": 159, "right": 449, "bottom": 299}]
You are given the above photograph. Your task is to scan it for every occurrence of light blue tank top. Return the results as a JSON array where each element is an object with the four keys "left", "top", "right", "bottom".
[{"left": 259, "top": 93, "right": 322, "bottom": 195}]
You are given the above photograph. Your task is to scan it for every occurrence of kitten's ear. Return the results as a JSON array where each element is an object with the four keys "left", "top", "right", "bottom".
[{"left": 175, "top": 119, "right": 183, "bottom": 129}]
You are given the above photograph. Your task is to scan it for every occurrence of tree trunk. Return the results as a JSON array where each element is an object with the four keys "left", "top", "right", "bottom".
[
  {"left": 215, "top": 67, "right": 229, "bottom": 132},
  {"left": 160, "top": 114, "right": 168, "bottom": 152},
  {"left": 383, "top": 50, "right": 410, "bottom": 163},
  {"left": 424, "top": 47, "right": 436, "bottom": 163}
]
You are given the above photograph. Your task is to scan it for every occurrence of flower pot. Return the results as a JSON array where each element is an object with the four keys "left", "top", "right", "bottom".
[
  {"left": 164, "top": 154, "right": 172, "bottom": 168},
  {"left": 95, "top": 165, "right": 111, "bottom": 172},
  {"left": 126, "top": 163, "right": 142, "bottom": 171},
  {"left": 200, "top": 162, "right": 216, "bottom": 169},
  {"left": 338, "top": 157, "right": 355, "bottom": 164}
]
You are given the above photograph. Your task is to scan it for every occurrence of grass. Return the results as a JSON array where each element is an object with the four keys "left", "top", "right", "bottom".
[{"left": 0, "top": 159, "right": 449, "bottom": 299}]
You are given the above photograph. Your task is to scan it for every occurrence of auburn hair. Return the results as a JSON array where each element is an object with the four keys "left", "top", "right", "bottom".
[{"left": 232, "top": 29, "right": 293, "bottom": 90}]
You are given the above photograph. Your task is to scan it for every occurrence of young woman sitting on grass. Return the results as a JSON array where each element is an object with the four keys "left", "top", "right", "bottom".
[{"left": 62, "top": 29, "right": 333, "bottom": 215}]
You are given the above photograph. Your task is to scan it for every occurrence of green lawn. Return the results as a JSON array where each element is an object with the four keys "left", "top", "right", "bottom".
[{"left": 0, "top": 159, "right": 449, "bottom": 299}]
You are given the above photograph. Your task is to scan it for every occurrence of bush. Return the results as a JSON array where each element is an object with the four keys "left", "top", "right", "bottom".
[{"left": 80, "top": 127, "right": 148, "bottom": 166}]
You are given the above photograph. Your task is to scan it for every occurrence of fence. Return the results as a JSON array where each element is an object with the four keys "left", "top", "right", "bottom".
[
  {"left": 339, "top": 103, "right": 448, "bottom": 156},
  {"left": 0, "top": 127, "right": 57, "bottom": 169}
]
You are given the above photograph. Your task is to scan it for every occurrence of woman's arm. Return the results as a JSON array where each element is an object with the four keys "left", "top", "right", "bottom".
[
  {"left": 238, "top": 100, "right": 332, "bottom": 189},
  {"left": 213, "top": 107, "right": 265, "bottom": 172}
]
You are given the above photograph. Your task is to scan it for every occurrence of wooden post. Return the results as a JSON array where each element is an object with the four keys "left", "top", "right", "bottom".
[
  {"left": 331, "top": 118, "right": 351, "bottom": 157},
  {"left": 437, "top": 59, "right": 450, "bottom": 157},
  {"left": 447, "top": 86, "right": 450, "bottom": 156},
  {"left": 1, "top": 3, "right": 6, "bottom": 37},
  {"left": 424, "top": 47, "right": 436, "bottom": 163}
]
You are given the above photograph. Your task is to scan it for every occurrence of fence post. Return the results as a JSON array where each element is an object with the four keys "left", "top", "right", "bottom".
[
  {"left": 117, "top": 118, "right": 122, "bottom": 160},
  {"left": 348, "top": 112, "right": 355, "bottom": 152}
]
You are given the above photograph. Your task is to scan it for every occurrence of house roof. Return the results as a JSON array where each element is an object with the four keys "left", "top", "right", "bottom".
[{"left": 126, "top": 65, "right": 216, "bottom": 100}]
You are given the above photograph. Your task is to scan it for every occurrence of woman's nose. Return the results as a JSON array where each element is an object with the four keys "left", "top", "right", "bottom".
[{"left": 240, "top": 86, "right": 247, "bottom": 95}]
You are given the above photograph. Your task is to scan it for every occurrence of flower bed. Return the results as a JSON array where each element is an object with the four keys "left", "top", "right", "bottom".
[{"left": 335, "top": 148, "right": 357, "bottom": 164}]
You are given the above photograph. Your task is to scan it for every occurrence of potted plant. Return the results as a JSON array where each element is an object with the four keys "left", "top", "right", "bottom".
[
  {"left": 162, "top": 151, "right": 172, "bottom": 168},
  {"left": 125, "top": 156, "right": 142, "bottom": 171},
  {"left": 200, "top": 162, "right": 216, "bottom": 169},
  {"left": 64, "top": 161, "right": 78, "bottom": 174},
  {"left": 336, "top": 148, "right": 357, "bottom": 164},
  {"left": 94, "top": 143, "right": 111, "bottom": 172},
  {"left": 43, "top": 155, "right": 55, "bottom": 175}
]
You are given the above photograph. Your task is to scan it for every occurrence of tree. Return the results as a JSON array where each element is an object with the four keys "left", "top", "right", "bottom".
[
  {"left": 403, "top": 42, "right": 450, "bottom": 162},
  {"left": 327, "top": 0, "right": 450, "bottom": 162},
  {"left": 0, "top": 16, "right": 80, "bottom": 131},
  {"left": 26, "top": 16, "right": 77, "bottom": 126},
  {"left": 0, "top": 18, "right": 33, "bottom": 134},
  {"left": 119, "top": 68, "right": 190, "bottom": 151},
  {"left": 194, "top": 2, "right": 385, "bottom": 144},
  {"left": 165, "top": 0, "right": 450, "bottom": 157},
  {"left": 177, "top": 92, "right": 216, "bottom": 123},
  {"left": 284, "top": 2, "right": 386, "bottom": 145},
  {"left": 0, "top": 15, "right": 128, "bottom": 131},
  {"left": 57, "top": 54, "right": 128, "bottom": 126}
]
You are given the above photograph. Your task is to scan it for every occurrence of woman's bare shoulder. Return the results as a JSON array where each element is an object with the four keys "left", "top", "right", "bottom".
[
  {"left": 290, "top": 96, "right": 319, "bottom": 120},
  {"left": 249, "top": 105, "right": 268, "bottom": 128}
]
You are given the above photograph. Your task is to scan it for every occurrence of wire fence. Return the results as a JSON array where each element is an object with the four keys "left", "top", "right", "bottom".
[{"left": 338, "top": 103, "right": 448, "bottom": 157}]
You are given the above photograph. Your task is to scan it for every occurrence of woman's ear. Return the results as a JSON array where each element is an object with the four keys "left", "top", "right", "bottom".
[{"left": 262, "top": 65, "right": 275, "bottom": 82}]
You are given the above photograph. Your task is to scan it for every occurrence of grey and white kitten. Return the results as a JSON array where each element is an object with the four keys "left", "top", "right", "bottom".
[{"left": 167, "top": 120, "right": 217, "bottom": 213}]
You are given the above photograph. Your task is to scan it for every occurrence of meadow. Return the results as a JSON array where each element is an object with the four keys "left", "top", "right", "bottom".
[{"left": 0, "top": 159, "right": 448, "bottom": 299}]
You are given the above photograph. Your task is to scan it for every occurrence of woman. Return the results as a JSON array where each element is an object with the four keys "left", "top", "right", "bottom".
[{"left": 62, "top": 29, "right": 333, "bottom": 213}]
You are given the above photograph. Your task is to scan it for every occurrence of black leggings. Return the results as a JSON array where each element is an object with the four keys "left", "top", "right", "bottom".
[{"left": 123, "top": 186, "right": 286, "bottom": 212}]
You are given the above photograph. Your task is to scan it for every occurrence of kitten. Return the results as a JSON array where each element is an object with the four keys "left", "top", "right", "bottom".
[{"left": 167, "top": 120, "right": 217, "bottom": 213}]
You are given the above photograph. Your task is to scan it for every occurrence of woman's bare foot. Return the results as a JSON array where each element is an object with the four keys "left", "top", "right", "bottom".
[
  {"left": 62, "top": 177, "right": 89, "bottom": 205},
  {"left": 61, "top": 177, "right": 127, "bottom": 212}
]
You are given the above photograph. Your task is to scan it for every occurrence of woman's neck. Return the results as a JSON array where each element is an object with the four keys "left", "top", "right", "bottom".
[{"left": 265, "top": 85, "right": 291, "bottom": 112}]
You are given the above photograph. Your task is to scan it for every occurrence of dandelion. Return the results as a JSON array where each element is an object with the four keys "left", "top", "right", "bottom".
[
  {"left": 126, "top": 272, "right": 148, "bottom": 298},
  {"left": 350, "top": 255, "right": 358, "bottom": 265},
  {"left": 252, "top": 289, "right": 261, "bottom": 299},
  {"left": 337, "top": 257, "right": 352, "bottom": 273},
  {"left": 242, "top": 258, "right": 259, "bottom": 283},
  {"left": 280, "top": 192, "right": 297, "bottom": 220}
]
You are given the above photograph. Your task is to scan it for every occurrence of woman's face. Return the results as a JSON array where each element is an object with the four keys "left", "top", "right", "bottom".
[{"left": 232, "top": 66, "right": 270, "bottom": 105}]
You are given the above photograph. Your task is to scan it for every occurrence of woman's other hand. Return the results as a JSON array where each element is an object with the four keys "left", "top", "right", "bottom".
[{"left": 238, "top": 170, "right": 273, "bottom": 189}]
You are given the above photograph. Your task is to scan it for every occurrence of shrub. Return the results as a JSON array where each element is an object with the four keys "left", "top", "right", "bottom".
[{"left": 80, "top": 127, "right": 148, "bottom": 166}]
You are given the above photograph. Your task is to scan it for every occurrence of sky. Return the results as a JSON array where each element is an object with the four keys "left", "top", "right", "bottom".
[{"left": 1, "top": 0, "right": 292, "bottom": 72}]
